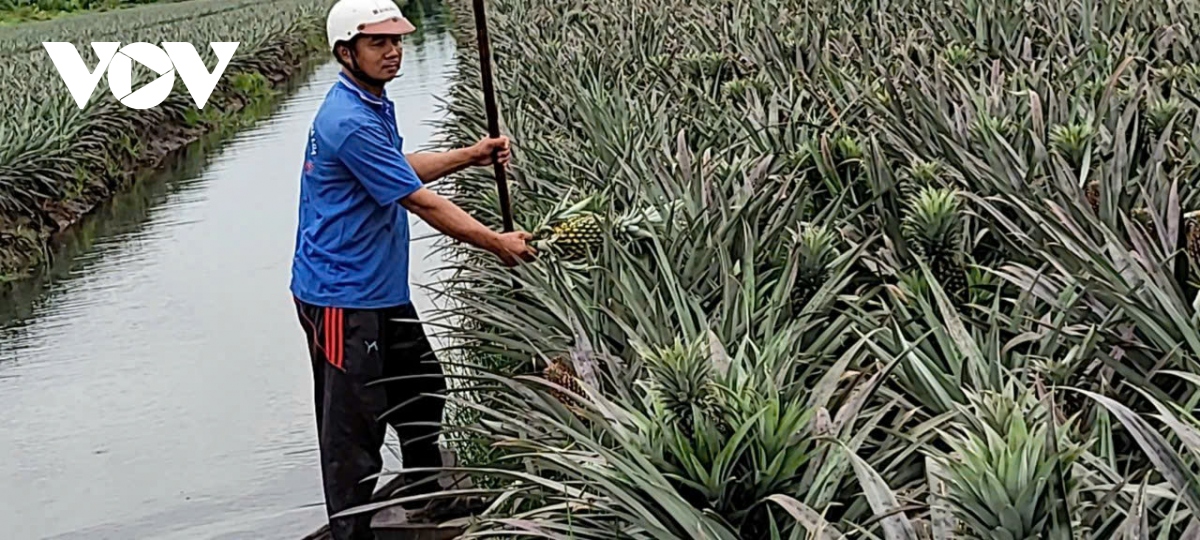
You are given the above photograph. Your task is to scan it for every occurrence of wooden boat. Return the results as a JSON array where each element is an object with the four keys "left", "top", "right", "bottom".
[{"left": 301, "top": 449, "right": 484, "bottom": 540}]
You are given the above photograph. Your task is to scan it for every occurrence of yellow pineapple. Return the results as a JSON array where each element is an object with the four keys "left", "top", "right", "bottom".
[
  {"left": 1085, "top": 180, "right": 1099, "bottom": 214},
  {"left": 1185, "top": 210, "right": 1200, "bottom": 262},
  {"left": 544, "top": 213, "right": 604, "bottom": 260},
  {"left": 543, "top": 356, "right": 587, "bottom": 416}
]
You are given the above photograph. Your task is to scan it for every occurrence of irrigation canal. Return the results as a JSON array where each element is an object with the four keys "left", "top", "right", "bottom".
[{"left": 0, "top": 6, "right": 457, "bottom": 540}]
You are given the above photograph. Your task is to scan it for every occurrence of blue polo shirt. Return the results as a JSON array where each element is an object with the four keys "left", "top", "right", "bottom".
[{"left": 290, "top": 72, "right": 425, "bottom": 309}]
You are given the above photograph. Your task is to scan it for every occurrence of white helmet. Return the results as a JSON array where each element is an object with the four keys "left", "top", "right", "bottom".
[{"left": 326, "top": 0, "right": 416, "bottom": 52}]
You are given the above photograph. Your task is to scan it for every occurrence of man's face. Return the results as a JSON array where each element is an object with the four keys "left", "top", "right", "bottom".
[{"left": 344, "top": 34, "right": 403, "bottom": 81}]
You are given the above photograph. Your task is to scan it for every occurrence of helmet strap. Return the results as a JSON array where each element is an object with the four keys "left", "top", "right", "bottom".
[{"left": 336, "top": 40, "right": 389, "bottom": 90}]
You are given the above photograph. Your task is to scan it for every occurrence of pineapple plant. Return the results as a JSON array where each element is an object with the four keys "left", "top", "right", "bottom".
[
  {"left": 642, "top": 338, "right": 724, "bottom": 437},
  {"left": 903, "top": 186, "right": 969, "bottom": 300},
  {"left": 936, "top": 390, "right": 1082, "bottom": 540},
  {"left": 789, "top": 223, "right": 840, "bottom": 310}
]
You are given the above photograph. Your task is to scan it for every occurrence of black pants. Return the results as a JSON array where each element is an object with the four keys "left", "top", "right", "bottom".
[{"left": 294, "top": 298, "right": 447, "bottom": 540}]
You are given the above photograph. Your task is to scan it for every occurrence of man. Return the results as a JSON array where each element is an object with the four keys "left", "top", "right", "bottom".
[{"left": 290, "top": 0, "right": 535, "bottom": 538}]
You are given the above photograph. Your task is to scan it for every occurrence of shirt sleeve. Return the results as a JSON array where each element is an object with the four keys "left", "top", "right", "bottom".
[{"left": 335, "top": 122, "right": 424, "bottom": 206}]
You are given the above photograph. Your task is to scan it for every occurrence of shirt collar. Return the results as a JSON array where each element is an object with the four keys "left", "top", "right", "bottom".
[{"left": 337, "top": 72, "right": 387, "bottom": 107}]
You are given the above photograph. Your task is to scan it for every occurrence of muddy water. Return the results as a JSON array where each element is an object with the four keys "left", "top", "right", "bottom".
[{"left": 0, "top": 7, "right": 459, "bottom": 539}]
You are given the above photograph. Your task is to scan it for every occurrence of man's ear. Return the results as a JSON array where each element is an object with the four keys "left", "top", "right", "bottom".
[{"left": 333, "top": 39, "right": 357, "bottom": 64}]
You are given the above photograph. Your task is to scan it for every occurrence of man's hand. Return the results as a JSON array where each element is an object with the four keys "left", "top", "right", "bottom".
[
  {"left": 470, "top": 136, "right": 511, "bottom": 167},
  {"left": 488, "top": 230, "right": 536, "bottom": 266}
]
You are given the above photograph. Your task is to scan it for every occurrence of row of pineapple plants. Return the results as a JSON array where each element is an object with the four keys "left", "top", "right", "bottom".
[
  {"left": 367, "top": 0, "right": 1200, "bottom": 537},
  {"left": 0, "top": 0, "right": 331, "bottom": 280}
]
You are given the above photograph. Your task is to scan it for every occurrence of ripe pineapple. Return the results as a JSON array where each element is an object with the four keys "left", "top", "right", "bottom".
[
  {"left": 1084, "top": 179, "right": 1100, "bottom": 213},
  {"left": 903, "top": 186, "right": 968, "bottom": 300},
  {"left": 546, "top": 213, "right": 604, "bottom": 261},
  {"left": 790, "top": 224, "right": 839, "bottom": 309},
  {"left": 543, "top": 355, "right": 587, "bottom": 414},
  {"left": 1185, "top": 210, "right": 1200, "bottom": 263}
]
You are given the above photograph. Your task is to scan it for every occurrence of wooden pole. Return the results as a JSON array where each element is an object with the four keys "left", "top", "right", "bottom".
[{"left": 470, "top": 0, "right": 514, "bottom": 233}]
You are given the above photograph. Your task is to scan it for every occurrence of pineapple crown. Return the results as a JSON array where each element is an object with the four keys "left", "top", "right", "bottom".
[
  {"left": 907, "top": 159, "right": 942, "bottom": 185},
  {"left": 943, "top": 43, "right": 974, "bottom": 67},
  {"left": 1049, "top": 121, "right": 1094, "bottom": 164},
  {"left": 834, "top": 134, "right": 862, "bottom": 160},
  {"left": 901, "top": 186, "right": 963, "bottom": 254},
  {"left": 1145, "top": 96, "right": 1183, "bottom": 132},
  {"left": 970, "top": 112, "right": 1016, "bottom": 140},
  {"left": 791, "top": 223, "right": 840, "bottom": 275},
  {"left": 640, "top": 336, "right": 715, "bottom": 404}
]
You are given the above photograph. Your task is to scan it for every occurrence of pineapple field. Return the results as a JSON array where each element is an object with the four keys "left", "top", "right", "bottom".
[
  {"left": 0, "top": 0, "right": 330, "bottom": 281},
  {"left": 406, "top": 0, "right": 1200, "bottom": 536}
]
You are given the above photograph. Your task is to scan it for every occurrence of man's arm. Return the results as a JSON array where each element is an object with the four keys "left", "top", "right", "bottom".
[
  {"left": 400, "top": 186, "right": 534, "bottom": 266},
  {"left": 335, "top": 124, "right": 531, "bottom": 265},
  {"left": 405, "top": 136, "right": 510, "bottom": 184},
  {"left": 405, "top": 149, "right": 474, "bottom": 183}
]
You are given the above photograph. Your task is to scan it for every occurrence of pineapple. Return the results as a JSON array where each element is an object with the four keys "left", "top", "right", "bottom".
[
  {"left": 643, "top": 338, "right": 723, "bottom": 437},
  {"left": 901, "top": 158, "right": 942, "bottom": 201},
  {"left": 1131, "top": 206, "right": 1158, "bottom": 240},
  {"left": 1185, "top": 210, "right": 1200, "bottom": 263},
  {"left": 546, "top": 213, "right": 604, "bottom": 261},
  {"left": 680, "top": 51, "right": 733, "bottom": 81},
  {"left": 529, "top": 193, "right": 676, "bottom": 261},
  {"left": 833, "top": 134, "right": 863, "bottom": 180},
  {"left": 970, "top": 113, "right": 1017, "bottom": 142},
  {"left": 1079, "top": 78, "right": 1106, "bottom": 100},
  {"left": 1084, "top": 179, "right": 1099, "bottom": 213},
  {"left": 528, "top": 193, "right": 607, "bottom": 261},
  {"left": 720, "top": 73, "right": 771, "bottom": 100},
  {"left": 903, "top": 186, "right": 968, "bottom": 300},
  {"left": 789, "top": 224, "right": 840, "bottom": 309},
  {"left": 834, "top": 134, "right": 862, "bottom": 161},
  {"left": 543, "top": 355, "right": 587, "bottom": 415}
]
